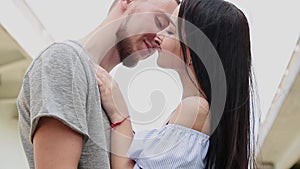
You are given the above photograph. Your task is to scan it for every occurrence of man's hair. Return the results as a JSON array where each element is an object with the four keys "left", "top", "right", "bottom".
[
  {"left": 175, "top": 0, "right": 181, "bottom": 4},
  {"left": 108, "top": 0, "right": 181, "bottom": 13}
]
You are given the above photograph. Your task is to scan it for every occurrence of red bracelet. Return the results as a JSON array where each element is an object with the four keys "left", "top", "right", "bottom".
[{"left": 110, "top": 116, "right": 130, "bottom": 129}]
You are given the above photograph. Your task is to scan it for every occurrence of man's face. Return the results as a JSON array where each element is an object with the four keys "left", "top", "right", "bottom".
[{"left": 116, "top": 0, "right": 178, "bottom": 67}]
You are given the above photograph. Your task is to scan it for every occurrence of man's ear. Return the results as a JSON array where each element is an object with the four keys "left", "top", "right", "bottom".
[{"left": 120, "top": 0, "right": 133, "bottom": 10}]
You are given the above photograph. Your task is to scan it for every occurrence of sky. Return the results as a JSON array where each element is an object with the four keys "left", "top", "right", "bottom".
[{"left": 19, "top": 0, "right": 300, "bottom": 130}]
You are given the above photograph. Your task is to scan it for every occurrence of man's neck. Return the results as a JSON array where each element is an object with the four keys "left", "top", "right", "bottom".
[
  {"left": 79, "top": 14, "right": 124, "bottom": 72},
  {"left": 99, "top": 46, "right": 121, "bottom": 72}
]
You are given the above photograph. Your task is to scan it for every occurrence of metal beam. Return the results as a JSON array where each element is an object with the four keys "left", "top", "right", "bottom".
[{"left": 0, "top": 59, "right": 29, "bottom": 72}]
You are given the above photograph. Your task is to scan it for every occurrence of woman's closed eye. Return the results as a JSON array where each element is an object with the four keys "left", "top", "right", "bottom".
[{"left": 166, "top": 30, "right": 175, "bottom": 35}]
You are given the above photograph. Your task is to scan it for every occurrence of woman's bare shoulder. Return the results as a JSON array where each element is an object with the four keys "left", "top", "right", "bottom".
[{"left": 168, "top": 96, "right": 210, "bottom": 135}]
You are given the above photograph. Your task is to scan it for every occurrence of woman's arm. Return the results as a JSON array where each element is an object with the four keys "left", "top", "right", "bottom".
[
  {"left": 109, "top": 114, "right": 135, "bottom": 169},
  {"left": 92, "top": 63, "right": 135, "bottom": 169}
]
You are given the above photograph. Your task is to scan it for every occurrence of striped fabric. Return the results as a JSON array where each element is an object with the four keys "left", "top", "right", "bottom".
[{"left": 127, "top": 124, "right": 210, "bottom": 169}]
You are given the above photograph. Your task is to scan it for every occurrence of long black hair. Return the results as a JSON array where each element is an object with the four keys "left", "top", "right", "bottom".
[{"left": 178, "top": 0, "right": 256, "bottom": 168}]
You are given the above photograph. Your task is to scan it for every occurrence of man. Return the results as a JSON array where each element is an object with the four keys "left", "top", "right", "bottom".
[{"left": 17, "top": 0, "right": 178, "bottom": 168}]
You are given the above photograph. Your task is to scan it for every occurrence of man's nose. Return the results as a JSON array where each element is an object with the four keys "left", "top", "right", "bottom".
[{"left": 154, "top": 35, "right": 162, "bottom": 47}]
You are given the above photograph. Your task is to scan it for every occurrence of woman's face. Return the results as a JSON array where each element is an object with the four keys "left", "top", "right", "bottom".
[{"left": 157, "top": 7, "right": 186, "bottom": 70}]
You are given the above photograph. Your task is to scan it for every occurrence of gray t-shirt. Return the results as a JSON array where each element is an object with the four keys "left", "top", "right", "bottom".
[{"left": 17, "top": 40, "right": 111, "bottom": 169}]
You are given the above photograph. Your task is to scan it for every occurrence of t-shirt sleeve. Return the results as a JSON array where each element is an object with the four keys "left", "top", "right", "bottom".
[{"left": 28, "top": 43, "right": 89, "bottom": 143}]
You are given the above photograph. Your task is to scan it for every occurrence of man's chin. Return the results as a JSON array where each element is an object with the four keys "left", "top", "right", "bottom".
[
  {"left": 122, "top": 55, "right": 139, "bottom": 67},
  {"left": 122, "top": 61, "right": 138, "bottom": 68},
  {"left": 121, "top": 49, "right": 154, "bottom": 67}
]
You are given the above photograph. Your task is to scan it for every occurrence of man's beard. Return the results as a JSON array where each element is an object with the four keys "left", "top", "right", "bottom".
[{"left": 116, "top": 26, "right": 140, "bottom": 67}]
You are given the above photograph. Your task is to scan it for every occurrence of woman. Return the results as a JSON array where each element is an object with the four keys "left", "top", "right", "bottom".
[{"left": 93, "top": 0, "right": 256, "bottom": 168}]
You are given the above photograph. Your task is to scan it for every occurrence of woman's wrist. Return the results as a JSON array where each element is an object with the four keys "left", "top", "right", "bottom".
[
  {"left": 110, "top": 111, "right": 129, "bottom": 124},
  {"left": 110, "top": 115, "right": 130, "bottom": 129}
]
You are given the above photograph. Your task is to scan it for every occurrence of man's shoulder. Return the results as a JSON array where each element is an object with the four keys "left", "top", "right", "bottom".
[
  {"left": 27, "top": 40, "right": 88, "bottom": 74},
  {"left": 38, "top": 40, "right": 83, "bottom": 61}
]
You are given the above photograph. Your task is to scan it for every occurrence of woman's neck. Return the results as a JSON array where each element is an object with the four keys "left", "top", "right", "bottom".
[{"left": 178, "top": 67, "right": 201, "bottom": 99}]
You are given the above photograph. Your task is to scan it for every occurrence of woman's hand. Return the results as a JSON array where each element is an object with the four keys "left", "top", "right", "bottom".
[
  {"left": 91, "top": 62, "right": 135, "bottom": 169},
  {"left": 91, "top": 62, "right": 129, "bottom": 123}
]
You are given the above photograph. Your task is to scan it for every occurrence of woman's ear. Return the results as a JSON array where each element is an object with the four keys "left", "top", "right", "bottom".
[{"left": 120, "top": 0, "right": 133, "bottom": 10}]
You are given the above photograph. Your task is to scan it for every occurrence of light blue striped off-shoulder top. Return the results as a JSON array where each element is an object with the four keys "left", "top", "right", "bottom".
[{"left": 127, "top": 124, "right": 210, "bottom": 169}]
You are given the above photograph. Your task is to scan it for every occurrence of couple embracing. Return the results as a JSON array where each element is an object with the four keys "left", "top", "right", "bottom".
[{"left": 17, "top": 0, "right": 256, "bottom": 168}]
